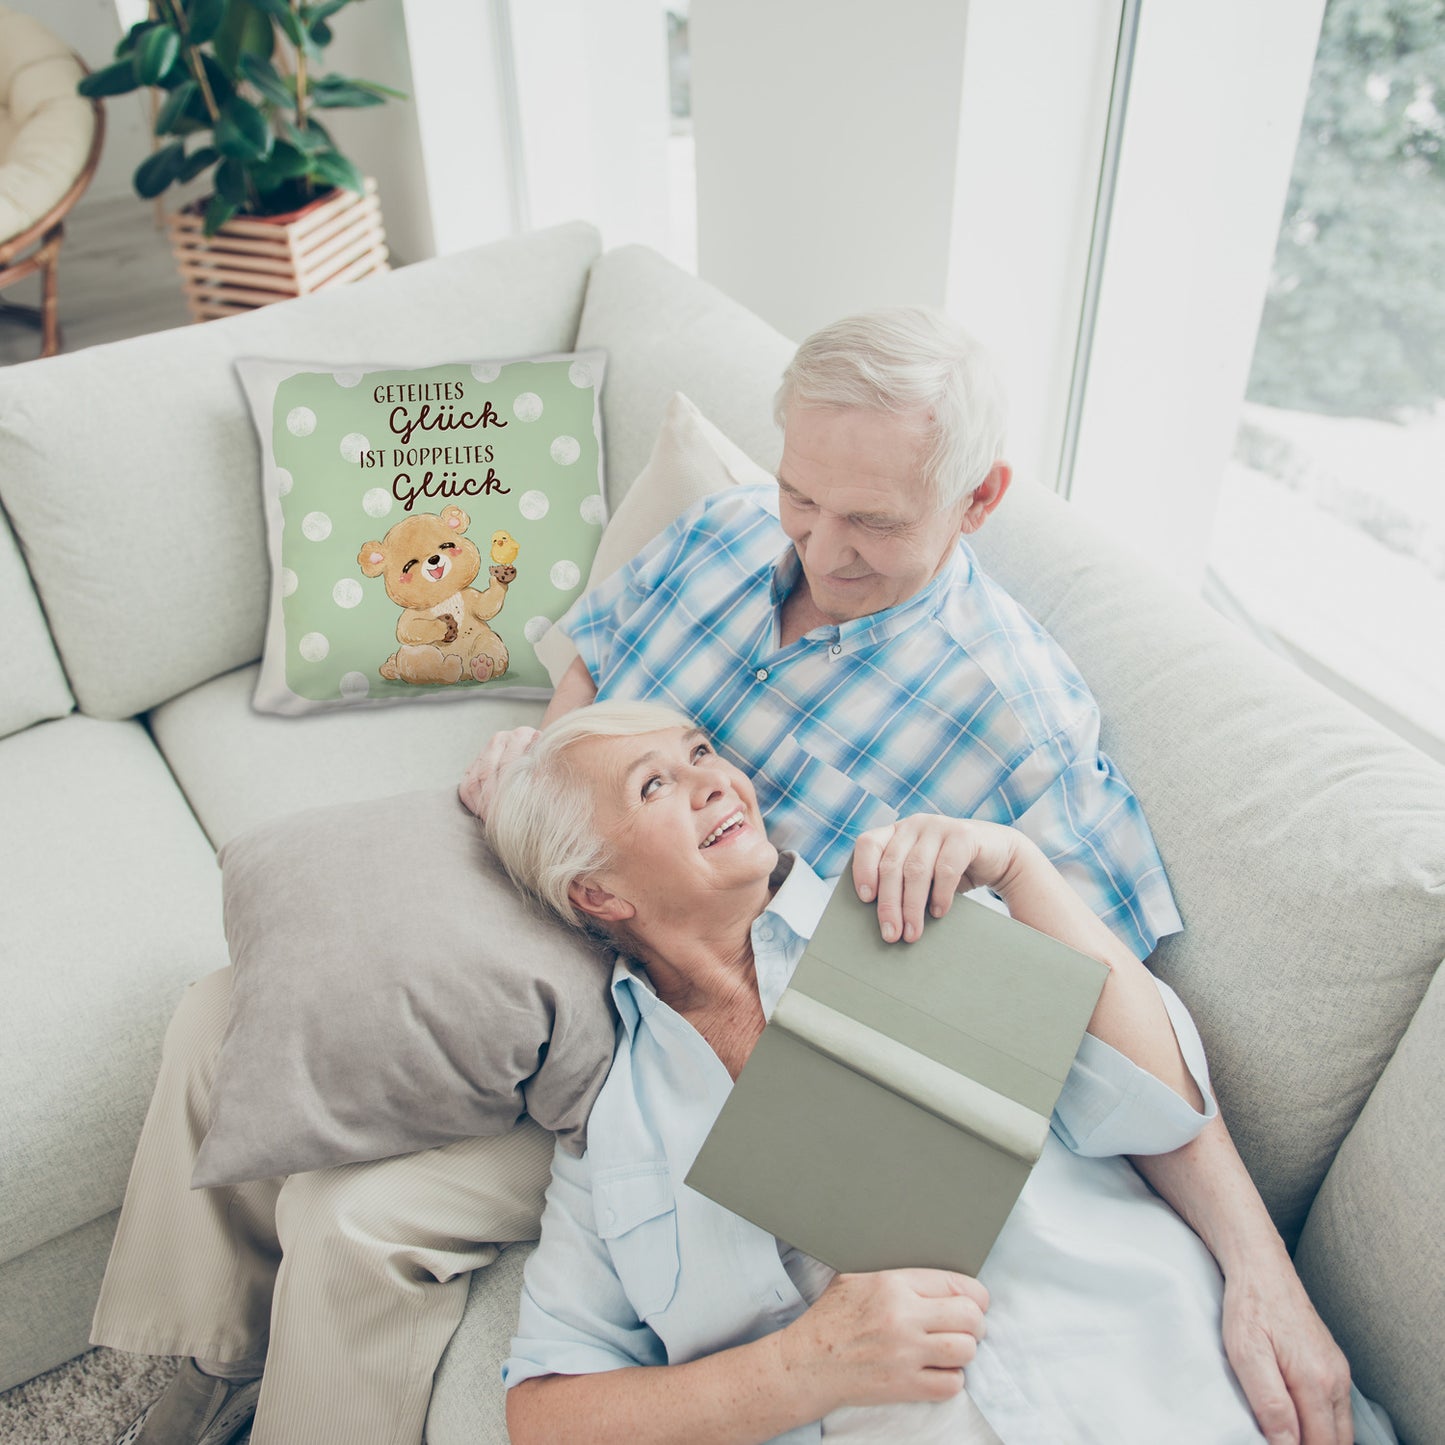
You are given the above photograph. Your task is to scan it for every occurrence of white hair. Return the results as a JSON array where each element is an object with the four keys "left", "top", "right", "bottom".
[
  {"left": 774, "top": 307, "right": 1008, "bottom": 509},
  {"left": 487, "top": 700, "right": 696, "bottom": 931}
]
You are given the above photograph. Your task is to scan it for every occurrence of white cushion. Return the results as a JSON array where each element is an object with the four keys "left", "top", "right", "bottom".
[
  {"left": 0, "top": 714, "right": 227, "bottom": 1266},
  {"left": 535, "top": 391, "right": 773, "bottom": 684},
  {"left": 0, "top": 221, "right": 602, "bottom": 720},
  {"left": 0, "top": 11, "right": 91, "bottom": 241}
]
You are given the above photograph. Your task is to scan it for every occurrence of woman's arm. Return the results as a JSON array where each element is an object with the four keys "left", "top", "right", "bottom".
[
  {"left": 851, "top": 815, "right": 1203, "bottom": 1108},
  {"left": 509, "top": 1269, "right": 987, "bottom": 1445}
]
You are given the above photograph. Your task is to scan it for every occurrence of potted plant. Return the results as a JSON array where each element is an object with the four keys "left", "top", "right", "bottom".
[{"left": 79, "top": 0, "right": 404, "bottom": 319}]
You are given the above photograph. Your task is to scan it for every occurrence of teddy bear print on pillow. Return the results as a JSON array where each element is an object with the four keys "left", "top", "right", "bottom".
[{"left": 237, "top": 353, "right": 607, "bottom": 714}]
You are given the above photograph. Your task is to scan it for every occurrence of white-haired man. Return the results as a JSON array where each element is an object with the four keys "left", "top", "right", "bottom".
[{"left": 463, "top": 309, "right": 1354, "bottom": 1445}]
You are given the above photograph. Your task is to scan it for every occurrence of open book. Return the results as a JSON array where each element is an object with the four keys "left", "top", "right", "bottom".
[{"left": 685, "top": 883, "right": 1109, "bottom": 1275}]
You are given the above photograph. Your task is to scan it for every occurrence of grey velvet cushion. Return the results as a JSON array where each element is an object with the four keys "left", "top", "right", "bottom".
[
  {"left": 193, "top": 788, "right": 618, "bottom": 1187},
  {"left": 0, "top": 221, "right": 601, "bottom": 721}
]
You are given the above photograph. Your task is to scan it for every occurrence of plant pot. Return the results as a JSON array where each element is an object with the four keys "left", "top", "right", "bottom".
[{"left": 164, "top": 179, "right": 389, "bottom": 322}]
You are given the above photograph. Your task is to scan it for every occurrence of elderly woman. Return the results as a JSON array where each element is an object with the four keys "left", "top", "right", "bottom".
[{"left": 485, "top": 700, "right": 1320, "bottom": 1445}]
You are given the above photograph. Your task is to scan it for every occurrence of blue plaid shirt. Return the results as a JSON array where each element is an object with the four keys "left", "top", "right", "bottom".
[{"left": 560, "top": 485, "right": 1180, "bottom": 959}]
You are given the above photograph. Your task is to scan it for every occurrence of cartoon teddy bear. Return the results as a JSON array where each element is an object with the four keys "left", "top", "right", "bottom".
[{"left": 358, "top": 504, "right": 516, "bottom": 685}]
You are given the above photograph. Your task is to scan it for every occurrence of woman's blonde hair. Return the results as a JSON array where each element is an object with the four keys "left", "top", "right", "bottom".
[{"left": 487, "top": 700, "right": 696, "bottom": 930}]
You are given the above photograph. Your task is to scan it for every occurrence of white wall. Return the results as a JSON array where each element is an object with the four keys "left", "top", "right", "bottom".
[{"left": 690, "top": 0, "right": 972, "bottom": 343}]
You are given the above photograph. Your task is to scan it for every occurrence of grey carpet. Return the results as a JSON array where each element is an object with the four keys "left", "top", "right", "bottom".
[{"left": 0, "top": 1350, "right": 230, "bottom": 1445}]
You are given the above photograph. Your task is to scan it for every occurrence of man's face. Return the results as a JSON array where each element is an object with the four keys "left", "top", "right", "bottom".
[{"left": 776, "top": 405, "right": 974, "bottom": 623}]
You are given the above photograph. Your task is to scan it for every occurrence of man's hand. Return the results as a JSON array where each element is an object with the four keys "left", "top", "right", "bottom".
[
  {"left": 1221, "top": 1262, "right": 1353, "bottom": 1445},
  {"left": 459, "top": 726, "right": 539, "bottom": 821}
]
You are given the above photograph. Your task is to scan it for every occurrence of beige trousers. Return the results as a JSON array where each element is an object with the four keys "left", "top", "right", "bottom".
[{"left": 91, "top": 968, "right": 555, "bottom": 1445}]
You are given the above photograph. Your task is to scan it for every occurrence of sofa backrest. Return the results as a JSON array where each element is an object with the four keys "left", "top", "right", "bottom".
[
  {"left": 0, "top": 499, "right": 71, "bottom": 737},
  {"left": 0, "top": 221, "right": 602, "bottom": 721},
  {"left": 969, "top": 477, "right": 1445, "bottom": 1245}
]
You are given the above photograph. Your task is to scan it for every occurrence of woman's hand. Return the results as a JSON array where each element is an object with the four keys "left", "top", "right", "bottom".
[
  {"left": 779, "top": 1269, "right": 989, "bottom": 1411},
  {"left": 459, "top": 726, "right": 540, "bottom": 821},
  {"left": 852, "top": 815, "right": 1029, "bottom": 943}
]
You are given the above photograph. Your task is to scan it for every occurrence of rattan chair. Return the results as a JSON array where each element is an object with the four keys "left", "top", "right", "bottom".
[{"left": 0, "top": 7, "right": 104, "bottom": 359}]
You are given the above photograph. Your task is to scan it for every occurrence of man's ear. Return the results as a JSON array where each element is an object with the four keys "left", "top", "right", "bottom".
[
  {"left": 958, "top": 462, "right": 1012, "bottom": 536},
  {"left": 567, "top": 879, "right": 635, "bottom": 924}
]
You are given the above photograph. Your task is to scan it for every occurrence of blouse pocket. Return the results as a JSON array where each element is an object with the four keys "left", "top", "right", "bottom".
[{"left": 593, "top": 1162, "right": 681, "bottom": 1321}]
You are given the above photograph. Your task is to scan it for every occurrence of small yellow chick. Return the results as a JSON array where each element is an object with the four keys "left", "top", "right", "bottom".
[{"left": 490, "top": 529, "right": 520, "bottom": 566}]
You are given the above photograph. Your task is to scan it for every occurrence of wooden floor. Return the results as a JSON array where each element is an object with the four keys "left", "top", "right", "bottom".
[{"left": 0, "top": 194, "right": 193, "bottom": 366}]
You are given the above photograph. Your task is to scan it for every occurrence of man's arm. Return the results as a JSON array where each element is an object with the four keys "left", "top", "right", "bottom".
[
  {"left": 458, "top": 657, "right": 597, "bottom": 820},
  {"left": 1131, "top": 1120, "right": 1353, "bottom": 1445}
]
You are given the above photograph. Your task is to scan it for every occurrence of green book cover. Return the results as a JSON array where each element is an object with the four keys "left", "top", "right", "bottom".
[{"left": 684, "top": 887, "right": 1109, "bottom": 1276}]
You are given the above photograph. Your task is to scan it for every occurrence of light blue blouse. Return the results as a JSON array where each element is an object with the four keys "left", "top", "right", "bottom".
[{"left": 504, "top": 858, "right": 1271, "bottom": 1443}]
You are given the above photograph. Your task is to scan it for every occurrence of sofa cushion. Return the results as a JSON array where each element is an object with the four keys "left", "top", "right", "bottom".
[
  {"left": 0, "top": 715, "right": 227, "bottom": 1267},
  {"left": 967, "top": 478, "right": 1445, "bottom": 1244},
  {"left": 0, "top": 499, "right": 71, "bottom": 739},
  {"left": 575, "top": 245, "right": 794, "bottom": 507},
  {"left": 1295, "top": 959, "right": 1445, "bottom": 1445},
  {"left": 235, "top": 351, "right": 607, "bottom": 714},
  {"left": 194, "top": 791, "right": 615, "bottom": 1187},
  {"left": 0, "top": 221, "right": 602, "bottom": 722},
  {"left": 148, "top": 663, "right": 544, "bottom": 850}
]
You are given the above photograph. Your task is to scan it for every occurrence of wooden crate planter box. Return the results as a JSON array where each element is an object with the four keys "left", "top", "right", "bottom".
[{"left": 166, "top": 179, "right": 389, "bottom": 322}]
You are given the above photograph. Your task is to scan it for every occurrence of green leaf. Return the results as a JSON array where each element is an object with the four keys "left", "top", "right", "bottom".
[
  {"left": 350, "top": 78, "right": 409, "bottom": 101},
  {"left": 154, "top": 79, "right": 198, "bottom": 135},
  {"left": 203, "top": 193, "right": 239, "bottom": 236},
  {"left": 309, "top": 75, "right": 384, "bottom": 109},
  {"left": 281, "top": 115, "right": 332, "bottom": 153},
  {"left": 215, "top": 95, "right": 274, "bottom": 160},
  {"left": 178, "top": 145, "right": 220, "bottom": 182},
  {"left": 115, "top": 20, "right": 156, "bottom": 59},
  {"left": 247, "top": 0, "right": 306, "bottom": 45},
  {"left": 239, "top": 53, "right": 295, "bottom": 107},
  {"left": 215, "top": 156, "right": 249, "bottom": 205},
  {"left": 308, "top": 18, "right": 333, "bottom": 47},
  {"left": 302, "top": 0, "right": 351, "bottom": 23},
  {"left": 186, "top": 0, "right": 227, "bottom": 47},
  {"left": 79, "top": 60, "right": 142, "bottom": 98},
  {"left": 263, "top": 139, "right": 312, "bottom": 178},
  {"left": 199, "top": 53, "right": 236, "bottom": 107},
  {"left": 214, "top": 0, "right": 275, "bottom": 75},
  {"left": 133, "top": 142, "right": 186, "bottom": 199},
  {"left": 134, "top": 25, "right": 182, "bottom": 86},
  {"left": 310, "top": 148, "right": 363, "bottom": 194}
]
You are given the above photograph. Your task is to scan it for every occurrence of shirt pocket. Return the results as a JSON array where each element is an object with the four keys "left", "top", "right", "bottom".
[
  {"left": 593, "top": 1162, "right": 681, "bottom": 1321},
  {"left": 758, "top": 731, "right": 898, "bottom": 864}
]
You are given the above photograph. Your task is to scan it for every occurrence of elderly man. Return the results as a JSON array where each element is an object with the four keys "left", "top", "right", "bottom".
[{"left": 95, "top": 311, "right": 1350, "bottom": 1445}]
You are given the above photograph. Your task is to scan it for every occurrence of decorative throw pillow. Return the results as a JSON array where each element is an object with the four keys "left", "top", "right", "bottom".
[
  {"left": 535, "top": 391, "right": 775, "bottom": 685},
  {"left": 236, "top": 352, "right": 608, "bottom": 716},
  {"left": 192, "top": 788, "right": 618, "bottom": 1188}
]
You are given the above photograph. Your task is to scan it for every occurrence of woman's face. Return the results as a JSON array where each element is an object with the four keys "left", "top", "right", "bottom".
[{"left": 566, "top": 726, "right": 778, "bottom": 926}]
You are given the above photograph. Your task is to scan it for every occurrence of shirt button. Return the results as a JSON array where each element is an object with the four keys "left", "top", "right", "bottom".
[
  {"left": 755, "top": 668, "right": 769, "bottom": 681},
  {"left": 756, "top": 924, "right": 774, "bottom": 943},
  {"left": 830, "top": 644, "right": 842, "bottom": 655}
]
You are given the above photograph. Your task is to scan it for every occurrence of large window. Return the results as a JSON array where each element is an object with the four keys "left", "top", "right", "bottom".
[{"left": 1207, "top": 0, "right": 1444, "bottom": 757}]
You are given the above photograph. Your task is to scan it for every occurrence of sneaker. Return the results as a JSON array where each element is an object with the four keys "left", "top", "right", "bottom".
[{"left": 112, "top": 1358, "right": 262, "bottom": 1445}]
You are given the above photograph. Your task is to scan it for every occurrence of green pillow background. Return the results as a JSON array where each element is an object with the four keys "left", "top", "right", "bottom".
[{"left": 263, "top": 356, "right": 606, "bottom": 706}]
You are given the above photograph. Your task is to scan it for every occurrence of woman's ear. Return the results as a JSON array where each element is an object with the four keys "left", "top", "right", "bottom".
[{"left": 568, "top": 879, "right": 635, "bottom": 924}]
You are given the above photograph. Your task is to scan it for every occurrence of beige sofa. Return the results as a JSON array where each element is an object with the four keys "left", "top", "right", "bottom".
[{"left": 0, "top": 222, "right": 1440, "bottom": 1443}]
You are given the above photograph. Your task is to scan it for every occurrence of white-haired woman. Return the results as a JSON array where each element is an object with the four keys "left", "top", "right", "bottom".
[{"left": 485, "top": 700, "right": 1378, "bottom": 1445}]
